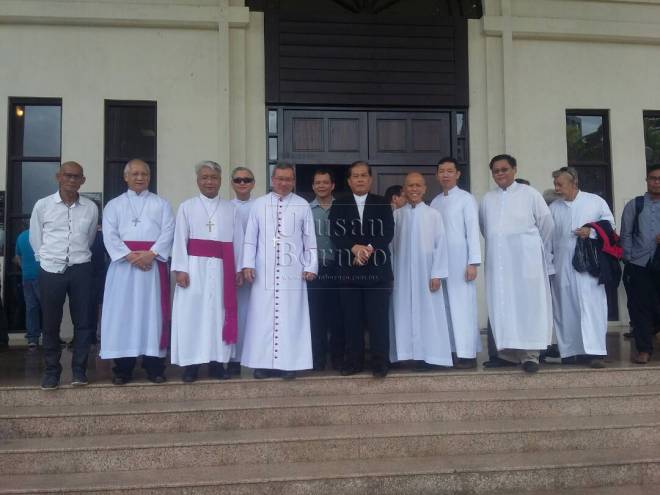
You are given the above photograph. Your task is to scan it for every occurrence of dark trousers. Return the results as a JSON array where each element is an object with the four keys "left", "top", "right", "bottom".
[
  {"left": 113, "top": 356, "right": 166, "bottom": 379},
  {"left": 39, "top": 263, "right": 94, "bottom": 378},
  {"left": 340, "top": 283, "right": 391, "bottom": 369},
  {"left": 622, "top": 264, "right": 636, "bottom": 329},
  {"left": 307, "top": 263, "right": 345, "bottom": 367},
  {"left": 487, "top": 320, "right": 498, "bottom": 360},
  {"left": 628, "top": 263, "right": 660, "bottom": 355}
]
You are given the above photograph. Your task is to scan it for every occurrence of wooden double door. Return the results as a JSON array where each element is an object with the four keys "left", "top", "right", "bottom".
[{"left": 274, "top": 108, "right": 469, "bottom": 200}]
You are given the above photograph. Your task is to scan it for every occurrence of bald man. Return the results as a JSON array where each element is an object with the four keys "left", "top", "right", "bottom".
[
  {"left": 30, "top": 161, "right": 99, "bottom": 389},
  {"left": 100, "top": 159, "right": 175, "bottom": 385},
  {"left": 390, "top": 173, "right": 452, "bottom": 369}
]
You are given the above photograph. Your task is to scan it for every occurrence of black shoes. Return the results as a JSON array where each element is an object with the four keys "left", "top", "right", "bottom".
[
  {"left": 340, "top": 365, "right": 363, "bottom": 376},
  {"left": 372, "top": 365, "right": 389, "bottom": 379},
  {"left": 209, "top": 363, "right": 231, "bottom": 380},
  {"left": 71, "top": 373, "right": 89, "bottom": 387},
  {"left": 522, "top": 360, "right": 539, "bottom": 374},
  {"left": 182, "top": 366, "right": 199, "bottom": 383},
  {"left": 483, "top": 357, "right": 518, "bottom": 369},
  {"left": 112, "top": 376, "right": 131, "bottom": 385},
  {"left": 41, "top": 375, "right": 59, "bottom": 390},
  {"left": 281, "top": 371, "right": 297, "bottom": 380},
  {"left": 253, "top": 368, "right": 273, "bottom": 379},
  {"left": 148, "top": 375, "right": 167, "bottom": 384}
]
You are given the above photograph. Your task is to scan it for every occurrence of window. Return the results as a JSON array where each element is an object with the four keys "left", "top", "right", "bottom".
[
  {"left": 104, "top": 100, "right": 157, "bottom": 204},
  {"left": 643, "top": 111, "right": 660, "bottom": 169},
  {"left": 565, "top": 110, "right": 613, "bottom": 208},
  {"left": 6, "top": 97, "right": 62, "bottom": 329}
]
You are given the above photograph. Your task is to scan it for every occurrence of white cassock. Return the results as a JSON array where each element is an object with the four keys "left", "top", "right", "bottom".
[
  {"left": 170, "top": 194, "right": 244, "bottom": 366},
  {"left": 241, "top": 192, "right": 318, "bottom": 370},
  {"left": 430, "top": 187, "right": 482, "bottom": 359},
  {"left": 100, "top": 190, "right": 174, "bottom": 359},
  {"left": 479, "top": 181, "right": 555, "bottom": 351},
  {"left": 230, "top": 197, "right": 255, "bottom": 363},
  {"left": 389, "top": 203, "right": 453, "bottom": 366},
  {"left": 549, "top": 191, "right": 614, "bottom": 358}
]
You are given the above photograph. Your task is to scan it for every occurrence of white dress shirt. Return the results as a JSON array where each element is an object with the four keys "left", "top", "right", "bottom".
[
  {"left": 354, "top": 193, "right": 368, "bottom": 221},
  {"left": 29, "top": 191, "right": 99, "bottom": 273}
]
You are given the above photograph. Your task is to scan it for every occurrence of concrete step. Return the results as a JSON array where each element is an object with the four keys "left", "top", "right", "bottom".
[
  {"left": 1, "top": 413, "right": 660, "bottom": 475},
  {"left": 498, "top": 485, "right": 659, "bottom": 495},
  {"left": 2, "top": 385, "right": 660, "bottom": 439},
  {"left": 2, "top": 365, "right": 660, "bottom": 407},
  {"left": 1, "top": 446, "right": 659, "bottom": 494}
]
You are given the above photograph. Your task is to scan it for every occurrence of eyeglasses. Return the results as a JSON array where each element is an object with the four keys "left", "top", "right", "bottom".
[
  {"left": 62, "top": 173, "right": 83, "bottom": 181},
  {"left": 232, "top": 177, "right": 254, "bottom": 184}
]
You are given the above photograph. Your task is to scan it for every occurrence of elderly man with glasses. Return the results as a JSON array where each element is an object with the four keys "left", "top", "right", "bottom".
[
  {"left": 549, "top": 166, "right": 615, "bottom": 368},
  {"left": 30, "top": 161, "right": 99, "bottom": 389}
]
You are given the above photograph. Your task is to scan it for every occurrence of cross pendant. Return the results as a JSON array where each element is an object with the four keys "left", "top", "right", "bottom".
[
  {"left": 132, "top": 218, "right": 140, "bottom": 227},
  {"left": 206, "top": 219, "right": 215, "bottom": 232}
]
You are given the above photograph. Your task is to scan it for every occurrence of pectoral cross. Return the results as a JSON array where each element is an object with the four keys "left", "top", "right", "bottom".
[
  {"left": 132, "top": 218, "right": 140, "bottom": 227},
  {"left": 206, "top": 219, "right": 215, "bottom": 232}
]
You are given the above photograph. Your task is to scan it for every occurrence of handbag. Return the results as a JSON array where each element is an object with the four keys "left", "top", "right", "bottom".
[{"left": 572, "top": 237, "right": 600, "bottom": 277}]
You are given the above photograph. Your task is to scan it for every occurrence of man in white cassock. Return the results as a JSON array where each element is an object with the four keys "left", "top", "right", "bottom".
[
  {"left": 430, "top": 157, "right": 482, "bottom": 369},
  {"left": 390, "top": 173, "right": 453, "bottom": 368},
  {"left": 101, "top": 159, "right": 175, "bottom": 385},
  {"left": 549, "top": 167, "right": 614, "bottom": 368},
  {"left": 170, "top": 161, "right": 244, "bottom": 382},
  {"left": 228, "top": 166, "right": 256, "bottom": 376},
  {"left": 241, "top": 163, "right": 318, "bottom": 380},
  {"left": 479, "top": 154, "right": 555, "bottom": 374}
]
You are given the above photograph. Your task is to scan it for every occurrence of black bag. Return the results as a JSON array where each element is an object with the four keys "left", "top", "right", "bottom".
[
  {"left": 648, "top": 245, "right": 660, "bottom": 274},
  {"left": 572, "top": 237, "right": 600, "bottom": 277}
]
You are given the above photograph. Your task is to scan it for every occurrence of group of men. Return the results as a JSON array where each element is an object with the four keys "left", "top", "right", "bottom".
[{"left": 27, "top": 155, "right": 660, "bottom": 389}]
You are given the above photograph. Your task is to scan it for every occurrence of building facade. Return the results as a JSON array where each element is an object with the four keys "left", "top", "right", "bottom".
[{"left": 1, "top": 0, "right": 659, "bottom": 329}]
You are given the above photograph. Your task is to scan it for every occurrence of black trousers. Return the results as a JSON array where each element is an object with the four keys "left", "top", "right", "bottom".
[
  {"left": 340, "top": 283, "right": 391, "bottom": 369},
  {"left": 622, "top": 264, "right": 636, "bottom": 329},
  {"left": 628, "top": 263, "right": 660, "bottom": 355},
  {"left": 113, "top": 356, "right": 166, "bottom": 379},
  {"left": 39, "top": 263, "right": 94, "bottom": 378},
  {"left": 307, "top": 263, "right": 345, "bottom": 366}
]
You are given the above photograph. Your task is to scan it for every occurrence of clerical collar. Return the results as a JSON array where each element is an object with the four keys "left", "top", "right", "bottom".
[
  {"left": 199, "top": 193, "right": 219, "bottom": 203},
  {"left": 128, "top": 189, "right": 149, "bottom": 198},
  {"left": 234, "top": 197, "right": 251, "bottom": 203},
  {"left": 499, "top": 181, "right": 519, "bottom": 192},
  {"left": 444, "top": 185, "right": 459, "bottom": 196},
  {"left": 272, "top": 192, "right": 292, "bottom": 201}
]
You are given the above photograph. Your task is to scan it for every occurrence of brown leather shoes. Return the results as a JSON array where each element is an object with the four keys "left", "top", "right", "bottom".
[{"left": 633, "top": 352, "right": 651, "bottom": 364}]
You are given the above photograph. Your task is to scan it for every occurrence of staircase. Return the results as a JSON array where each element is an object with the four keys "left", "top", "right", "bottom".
[{"left": 1, "top": 366, "right": 660, "bottom": 494}]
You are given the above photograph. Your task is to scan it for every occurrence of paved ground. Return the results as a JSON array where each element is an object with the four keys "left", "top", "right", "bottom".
[{"left": 0, "top": 327, "right": 657, "bottom": 387}]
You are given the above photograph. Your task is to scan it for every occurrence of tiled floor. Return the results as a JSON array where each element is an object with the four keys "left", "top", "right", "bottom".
[{"left": 0, "top": 326, "right": 657, "bottom": 387}]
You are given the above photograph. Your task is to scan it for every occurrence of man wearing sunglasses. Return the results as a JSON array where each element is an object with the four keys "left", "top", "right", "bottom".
[{"left": 228, "top": 166, "right": 256, "bottom": 375}]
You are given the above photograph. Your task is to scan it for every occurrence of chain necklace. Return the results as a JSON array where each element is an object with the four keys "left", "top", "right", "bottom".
[
  {"left": 127, "top": 191, "right": 149, "bottom": 227},
  {"left": 198, "top": 196, "right": 221, "bottom": 233}
]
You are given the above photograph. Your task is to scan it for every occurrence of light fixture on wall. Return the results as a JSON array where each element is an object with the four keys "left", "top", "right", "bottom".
[{"left": 15, "top": 106, "right": 24, "bottom": 117}]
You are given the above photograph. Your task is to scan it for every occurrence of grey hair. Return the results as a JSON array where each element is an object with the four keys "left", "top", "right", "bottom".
[
  {"left": 123, "top": 159, "right": 150, "bottom": 175},
  {"left": 552, "top": 166, "right": 579, "bottom": 186},
  {"left": 195, "top": 160, "right": 222, "bottom": 176},
  {"left": 231, "top": 166, "right": 254, "bottom": 179}
]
